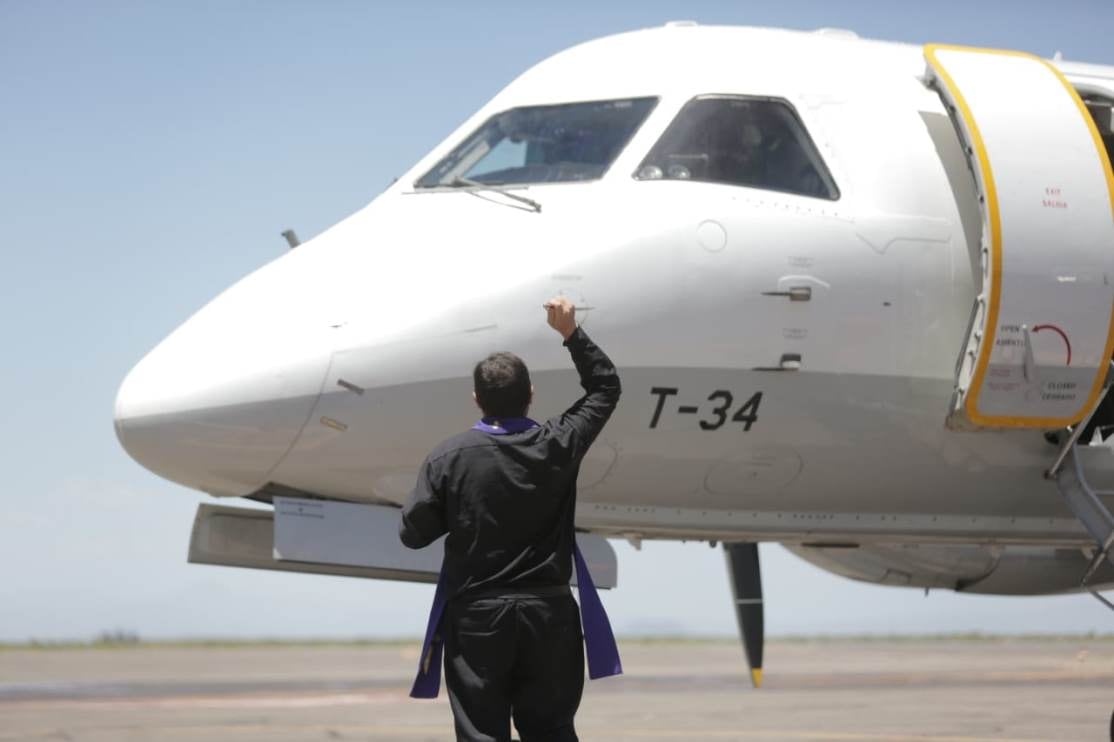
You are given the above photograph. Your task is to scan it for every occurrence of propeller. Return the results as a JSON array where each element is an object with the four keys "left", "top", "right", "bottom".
[{"left": 724, "top": 542, "right": 764, "bottom": 688}]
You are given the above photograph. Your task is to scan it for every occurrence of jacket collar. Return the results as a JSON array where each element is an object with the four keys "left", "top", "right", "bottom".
[{"left": 471, "top": 417, "right": 540, "bottom": 435}]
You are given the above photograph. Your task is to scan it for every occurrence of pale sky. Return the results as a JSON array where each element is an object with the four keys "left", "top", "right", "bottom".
[{"left": 3, "top": 0, "right": 1114, "bottom": 643}]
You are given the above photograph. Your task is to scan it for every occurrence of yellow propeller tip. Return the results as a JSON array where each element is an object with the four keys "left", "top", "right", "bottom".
[{"left": 750, "top": 668, "right": 763, "bottom": 688}]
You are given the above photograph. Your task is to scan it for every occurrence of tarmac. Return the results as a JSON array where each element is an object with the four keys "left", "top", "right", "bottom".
[{"left": 1, "top": 638, "right": 1112, "bottom": 741}]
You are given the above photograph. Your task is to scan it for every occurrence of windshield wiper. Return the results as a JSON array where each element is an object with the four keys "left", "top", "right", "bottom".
[{"left": 446, "top": 176, "right": 542, "bottom": 213}]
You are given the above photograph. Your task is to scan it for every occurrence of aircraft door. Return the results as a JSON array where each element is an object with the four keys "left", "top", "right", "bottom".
[{"left": 924, "top": 44, "right": 1114, "bottom": 429}]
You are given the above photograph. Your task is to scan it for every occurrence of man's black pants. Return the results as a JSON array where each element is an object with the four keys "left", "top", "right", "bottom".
[{"left": 443, "top": 589, "right": 584, "bottom": 742}]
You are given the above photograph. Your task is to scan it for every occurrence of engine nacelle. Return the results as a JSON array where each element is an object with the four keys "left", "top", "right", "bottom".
[
  {"left": 187, "top": 499, "right": 618, "bottom": 588},
  {"left": 786, "top": 543, "right": 1114, "bottom": 596}
]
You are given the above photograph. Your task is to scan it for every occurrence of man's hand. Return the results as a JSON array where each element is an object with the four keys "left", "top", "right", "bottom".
[{"left": 544, "top": 296, "right": 577, "bottom": 340}]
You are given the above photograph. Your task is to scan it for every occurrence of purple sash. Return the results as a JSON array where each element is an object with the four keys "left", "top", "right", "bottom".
[
  {"left": 409, "top": 567, "right": 448, "bottom": 698},
  {"left": 409, "top": 418, "right": 623, "bottom": 698},
  {"left": 572, "top": 540, "right": 623, "bottom": 680},
  {"left": 470, "top": 416, "right": 542, "bottom": 435}
]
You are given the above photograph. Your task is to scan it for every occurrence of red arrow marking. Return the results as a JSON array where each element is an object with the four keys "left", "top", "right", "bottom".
[{"left": 1032, "top": 324, "right": 1072, "bottom": 366}]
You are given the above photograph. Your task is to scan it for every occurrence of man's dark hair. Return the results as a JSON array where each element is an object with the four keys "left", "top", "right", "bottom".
[{"left": 473, "top": 352, "right": 532, "bottom": 418}]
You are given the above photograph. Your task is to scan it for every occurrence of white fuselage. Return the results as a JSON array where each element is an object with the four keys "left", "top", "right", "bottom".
[{"left": 115, "top": 25, "right": 1114, "bottom": 550}]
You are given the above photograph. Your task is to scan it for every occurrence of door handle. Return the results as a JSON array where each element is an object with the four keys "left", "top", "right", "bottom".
[
  {"left": 761, "top": 286, "right": 812, "bottom": 302},
  {"left": 754, "top": 353, "right": 803, "bottom": 372}
]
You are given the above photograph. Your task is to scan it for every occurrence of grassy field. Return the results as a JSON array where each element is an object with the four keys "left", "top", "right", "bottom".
[{"left": 4, "top": 632, "right": 1114, "bottom": 651}]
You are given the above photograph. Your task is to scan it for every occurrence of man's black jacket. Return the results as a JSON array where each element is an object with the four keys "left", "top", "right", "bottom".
[{"left": 398, "top": 327, "right": 621, "bottom": 599}]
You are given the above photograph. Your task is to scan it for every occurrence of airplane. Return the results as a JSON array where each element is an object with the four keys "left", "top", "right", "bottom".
[{"left": 114, "top": 22, "right": 1114, "bottom": 702}]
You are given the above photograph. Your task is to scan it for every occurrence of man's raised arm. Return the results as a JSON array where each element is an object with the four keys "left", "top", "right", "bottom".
[{"left": 544, "top": 297, "right": 622, "bottom": 459}]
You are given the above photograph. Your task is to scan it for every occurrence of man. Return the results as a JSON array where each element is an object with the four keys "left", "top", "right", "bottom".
[{"left": 399, "top": 297, "right": 622, "bottom": 742}]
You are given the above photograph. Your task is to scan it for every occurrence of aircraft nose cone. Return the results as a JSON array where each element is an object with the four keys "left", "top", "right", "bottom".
[{"left": 114, "top": 274, "right": 333, "bottom": 496}]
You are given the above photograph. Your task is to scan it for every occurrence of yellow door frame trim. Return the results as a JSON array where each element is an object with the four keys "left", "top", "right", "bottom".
[{"left": 925, "top": 43, "right": 1114, "bottom": 429}]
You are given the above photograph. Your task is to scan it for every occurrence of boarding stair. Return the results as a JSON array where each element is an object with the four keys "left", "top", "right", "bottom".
[{"left": 1047, "top": 368, "right": 1114, "bottom": 610}]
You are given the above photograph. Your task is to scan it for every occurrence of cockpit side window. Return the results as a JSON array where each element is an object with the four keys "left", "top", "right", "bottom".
[
  {"left": 415, "top": 98, "right": 658, "bottom": 188},
  {"left": 635, "top": 96, "right": 840, "bottom": 200}
]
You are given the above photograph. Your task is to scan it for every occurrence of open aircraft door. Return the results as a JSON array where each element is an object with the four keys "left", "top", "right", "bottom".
[{"left": 923, "top": 45, "right": 1114, "bottom": 430}]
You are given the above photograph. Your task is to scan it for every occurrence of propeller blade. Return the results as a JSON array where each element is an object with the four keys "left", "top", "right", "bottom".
[{"left": 724, "top": 542, "right": 764, "bottom": 688}]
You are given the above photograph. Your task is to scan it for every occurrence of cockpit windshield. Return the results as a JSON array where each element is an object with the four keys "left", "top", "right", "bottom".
[
  {"left": 415, "top": 98, "right": 657, "bottom": 188},
  {"left": 634, "top": 96, "right": 840, "bottom": 200}
]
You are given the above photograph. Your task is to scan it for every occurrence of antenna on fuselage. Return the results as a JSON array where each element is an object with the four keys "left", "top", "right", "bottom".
[{"left": 281, "top": 229, "right": 301, "bottom": 249}]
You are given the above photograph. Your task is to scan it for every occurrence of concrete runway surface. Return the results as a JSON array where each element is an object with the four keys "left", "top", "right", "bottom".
[{"left": 1, "top": 638, "right": 1112, "bottom": 741}]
